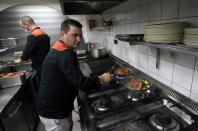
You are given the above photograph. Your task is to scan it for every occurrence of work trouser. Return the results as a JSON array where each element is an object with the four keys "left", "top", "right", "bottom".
[{"left": 39, "top": 113, "right": 73, "bottom": 131}]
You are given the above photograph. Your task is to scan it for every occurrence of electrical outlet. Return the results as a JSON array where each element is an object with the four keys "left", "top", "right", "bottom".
[{"left": 114, "top": 39, "right": 118, "bottom": 44}]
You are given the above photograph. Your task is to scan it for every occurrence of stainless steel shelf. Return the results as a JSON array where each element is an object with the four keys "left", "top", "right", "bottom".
[
  {"left": 134, "top": 41, "right": 198, "bottom": 56},
  {"left": 91, "top": 26, "right": 111, "bottom": 30}
]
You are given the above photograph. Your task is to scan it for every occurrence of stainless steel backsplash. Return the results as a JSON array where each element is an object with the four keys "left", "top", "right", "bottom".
[{"left": 0, "top": 5, "right": 68, "bottom": 54}]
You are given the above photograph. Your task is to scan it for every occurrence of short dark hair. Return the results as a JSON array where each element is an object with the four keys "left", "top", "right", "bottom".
[{"left": 61, "top": 19, "right": 82, "bottom": 33}]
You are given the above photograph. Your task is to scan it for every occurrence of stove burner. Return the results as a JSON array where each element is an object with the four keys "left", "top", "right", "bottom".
[
  {"left": 92, "top": 94, "right": 126, "bottom": 113},
  {"left": 93, "top": 95, "right": 112, "bottom": 112},
  {"left": 113, "top": 120, "right": 151, "bottom": 131},
  {"left": 149, "top": 109, "right": 180, "bottom": 131},
  {"left": 127, "top": 91, "right": 145, "bottom": 101},
  {"left": 99, "top": 95, "right": 112, "bottom": 107},
  {"left": 156, "top": 110, "right": 172, "bottom": 125}
]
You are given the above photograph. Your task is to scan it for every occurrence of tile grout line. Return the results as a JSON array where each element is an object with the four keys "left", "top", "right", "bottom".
[{"left": 190, "top": 57, "right": 197, "bottom": 98}]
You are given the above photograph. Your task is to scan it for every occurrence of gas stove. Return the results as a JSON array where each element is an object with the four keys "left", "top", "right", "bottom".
[{"left": 79, "top": 82, "right": 198, "bottom": 131}]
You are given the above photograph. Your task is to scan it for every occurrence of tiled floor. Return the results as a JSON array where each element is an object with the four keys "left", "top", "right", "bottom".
[{"left": 36, "top": 99, "right": 81, "bottom": 131}]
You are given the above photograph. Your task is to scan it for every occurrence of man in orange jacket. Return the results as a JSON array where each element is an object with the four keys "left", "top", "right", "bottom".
[
  {"left": 38, "top": 19, "right": 113, "bottom": 131},
  {"left": 15, "top": 16, "right": 50, "bottom": 90}
]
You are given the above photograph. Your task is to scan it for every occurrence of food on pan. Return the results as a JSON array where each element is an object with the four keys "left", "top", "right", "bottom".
[
  {"left": 130, "top": 80, "right": 143, "bottom": 90},
  {"left": 127, "top": 79, "right": 150, "bottom": 90},
  {"left": 116, "top": 67, "right": 129, "bottom": 75},
  {"left": 0, "top": 72, "right": 24, "bottom": 78}
]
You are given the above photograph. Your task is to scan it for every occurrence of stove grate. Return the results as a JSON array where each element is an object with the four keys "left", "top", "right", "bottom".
[{"left": 157, "top": 83, "right": 198, "bottom": 115}]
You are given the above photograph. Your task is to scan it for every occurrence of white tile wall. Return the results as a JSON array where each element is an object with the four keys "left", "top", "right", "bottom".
[
  {"left": 125, "top": 49, "right": 131, "bottom": 63},
  {"left": 139, "top": 5, "right": 149, "bottom": 22},
  {"left": 139, "top": 0, "right": 149, "bottom": 5},
  {"left": 160, "top": 49, "right": 174, "bottom": 62},
  {"left": 88, "top": 0, "right": 198, "bottom": 103},
  {"left": 120, "top": 24, "right": 126, "bottom": 34},
  {"left": 148, "top": 70, "right": 158, "bottom": 79},
  {"left": 149, "top": 0, "right": 162, "bottom": 21},
  {"left": 172, "top": 64, "right": 193, "bottom": 90},
  {"left": 179, "top": 0, "right": 198, "bottom": 18},
  {"left": 158, "top": 75, "right": 172, "bottom": 87},
  {"left": 195, "top": 57, "right": 198, "bottom": 71},
  {"left": 148, "top": 55, "right": 159, "bottom": 73},
  {"left": 192, "top": 70, "right": 198, "bottom": 94},
  {"left": 118, "top": 14, "right": 126, "bottom": 25},
  {"left": 139, "top": 66, "right": 148, "bottom": 73},
  {"left": 174, "top": 53, "right": 195, "bottom": 69},
  {"left": 110, "top": 25, "right": 116, "bottom": 36},
  {"left": 120, "top": 47, "right": 126, "bottom": 60},
  {"left": 162, "top": 0, "right": 179, "bottom": 19},
  {"left": 138, "top": 53, "right": 148, "bottom": 69},
  {"left": 111, "top": 44, "right": 116, "bottom": 55},
  {"left": 148, "top": 47, "right": 157, "bottom": 56},
  {"left": 131, "top": 0, "right": 139, "bottom": 8},
  {"left": 123, "top": 47, "right": 128, "bottom": 62},
  {"left": 131, "top": 50, "right": 139, "bottom": 65},
  {"left": 131, "top": 45, "right": 138, "bottom": 52},
  {"left": 172, "top": 83, "right": 190, "bottom": 97},
  {"left": 190, "top": 92, "right": 198, "bottom": 103},
  {"left": 139, "top": 22, "right": 148, "bottom": 34},
  {"left": 125, "top": 13, "right": 132, "bottom": 24},
  {"left": 125, "top": 42, "right": 131, "bottom": 49},
  {"left": 126, "top": 24, "right": 132, "bottom": 34},
  {"left": 131, "top": 7, "right": 139, "bottom": 23},
  {"left": 115, "top": 24, "right": 121, "bottom": 34},
  {"left": 158, "top": 59, "right": 173, "bottom": 81},
  {"left": 132, "top": 23, "right": 140, "bottom": 34},
  {"left": 137, "top": 45, "right": 148, "bottom": 54}
]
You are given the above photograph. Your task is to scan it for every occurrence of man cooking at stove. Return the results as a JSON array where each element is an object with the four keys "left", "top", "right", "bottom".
[
  {"left": 14, "top": 16, "right": 50, "bottom": 89},
  {"left": 38, "top": 19, "right": 113, "bottom": 131}
]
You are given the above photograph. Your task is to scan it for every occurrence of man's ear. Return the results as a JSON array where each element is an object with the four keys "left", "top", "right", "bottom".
[{"left": 60, "top": 31, "right": 65, "bottom": 37}]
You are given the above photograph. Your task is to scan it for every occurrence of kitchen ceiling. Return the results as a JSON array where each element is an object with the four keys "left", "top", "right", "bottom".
[
  {"left": 59, "top": 0, "right": 126, "bottom": 15},
  {"left": 0, "top": 0, "right": 61, "bottom": 12},
  {"left": 0, "top": 0, "right": 126, "bottom": 15}
]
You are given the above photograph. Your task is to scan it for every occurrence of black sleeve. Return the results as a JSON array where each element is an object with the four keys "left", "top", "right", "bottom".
[
  {"left": 58, "top": 50, "right": 100, "bottom": 90},
  {"left": 21, "top": 35, "right": 37, "bottom": 61}
]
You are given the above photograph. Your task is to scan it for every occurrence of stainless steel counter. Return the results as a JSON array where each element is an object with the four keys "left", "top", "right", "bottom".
[
  {"left": 0, "top": 86, "right": 21, "bottom": 116},
  {"left": 0, "top": 71, "right": 32, "bottom": 117}
]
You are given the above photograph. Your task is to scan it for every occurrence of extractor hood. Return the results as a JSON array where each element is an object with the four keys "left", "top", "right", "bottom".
[{"left": 59, "top": 0, "right": 126, "bottom": 15}]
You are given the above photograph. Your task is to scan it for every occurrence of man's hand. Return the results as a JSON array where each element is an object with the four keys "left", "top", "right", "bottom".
[
  {"left": 98, "top": 73, "right": 113, "bottom": 84},
  {"left": 14, "top": 59, "right": 23, "bottom": 64}
]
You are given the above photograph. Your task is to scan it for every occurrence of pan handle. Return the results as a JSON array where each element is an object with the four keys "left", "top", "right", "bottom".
[{"left": 109, "top": 64, "right": 118, "bottom": 73}]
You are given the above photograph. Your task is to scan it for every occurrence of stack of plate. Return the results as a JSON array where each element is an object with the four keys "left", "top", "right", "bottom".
[
  {"left": 144, "top": 23, "right": 185, "bottom": 43},
  {"left": 183, "top": 28, "right": 198, "bottom": 47}
]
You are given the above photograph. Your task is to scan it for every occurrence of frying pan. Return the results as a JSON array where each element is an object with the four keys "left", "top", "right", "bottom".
[
  {"left": 125, "top": 78, "right": 151, "bottom": 91},
  {"left": 110, "top": 65, "right": 135, "bottom": 80},
  {"left": 124, "top": 77, "right": 157, "bottom": 98}
]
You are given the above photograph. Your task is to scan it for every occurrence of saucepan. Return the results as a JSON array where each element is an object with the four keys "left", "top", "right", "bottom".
[
  {"left": 85, "top": 42, "right": 95, "bottom": 52},
  {"left": 91, "top": 47, "right": 107, "bottom": 59}
]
